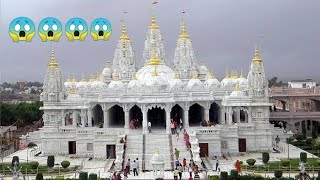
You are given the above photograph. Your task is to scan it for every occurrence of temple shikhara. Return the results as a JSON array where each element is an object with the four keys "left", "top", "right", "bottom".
[{"left": 30, "top": 14, "right": 287, "bottom": 170}]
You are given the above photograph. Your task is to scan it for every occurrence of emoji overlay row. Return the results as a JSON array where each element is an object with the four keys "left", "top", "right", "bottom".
[{"left": 9, "top": 17, "right": 112, "bottom": 42}]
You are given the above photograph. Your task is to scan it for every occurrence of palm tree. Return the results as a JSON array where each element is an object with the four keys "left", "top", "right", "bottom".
[
  {"left": 26, "top": 142, "right": 37, "bottom": 163},
  {"left": 286, "top": 137, "right": 294, "bottom": 159}
]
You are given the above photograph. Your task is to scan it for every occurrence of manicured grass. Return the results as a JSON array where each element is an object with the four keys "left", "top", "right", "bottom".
[{"left": 241, "top": 158, "right": 320, "bottom": 172}]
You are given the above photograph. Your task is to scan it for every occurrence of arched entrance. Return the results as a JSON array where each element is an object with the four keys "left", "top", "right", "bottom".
[
  {"left": 189, "top": 103, "right": 204, "bottom": 127},
  {"left": 147, "top": 107, "right": 166, "bottom": 129},
  {"left": 129, "top": 105, "right": 143, "bottom": 129},
  {"left": 92, "top": 104, "right": 103, "bottom": 127},
  {"left": 171, "top": 104, "right": 184, "bottom": 127},
  {"left": 239, "top": 109, "right": 248, "bottom": 123},
  {"left": 209, "top": 103, "right": 220, "bottom": 125},
  {"left": 108, "top": 105, "right": 124, "bottom": 127}
]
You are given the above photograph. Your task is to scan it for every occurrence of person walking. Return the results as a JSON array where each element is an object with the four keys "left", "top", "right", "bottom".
[
  {"left": 174, "top": 148, "right": 180, "bottom": 160},
  {"left": 235, "top": 160, "right": 241, "bottom": 173},
  {"left": 136, "top": 158, "right": 139, "bottom": 173},
  {"left": 182, "top": 158, "right": 187, "bottom": 170},
  {"left": 126, "top": 159, "right": 131, "bottom": 174},
  {"left": 123, "top": 168, "right": 128, "bottom": 179},
  {"left": 188, "top": 164, "right": 193, "bottom": 178},
  {"left": 177, "top": 164, "right": 183, "bottom": 180},
  {"left": 179, "top": 118, "right": 183, "bottom": 131},
  {"left": 132, "top": 160, "right": 138, "bottom": 176},
  {"left": 173, "top": 167, "right": 179, "bottom": 180},
  {"left": 194, "top": 172, "right": 200, "bottom": 180},
  {"left": 148, "top": 121, "right": 152, "bottom": 133},
  {"left": 171, "top": 121, "right": 175, "bottom": 134},
  {"left": 215, "top": 156, "right": 219, "bottom": 171}
]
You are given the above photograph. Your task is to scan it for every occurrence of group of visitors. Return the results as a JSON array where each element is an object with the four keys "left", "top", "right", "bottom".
[
  {"left": 173, "top": 158, "right": 200, "bottom": 180},
  {"left": 201, "top": 119, "right": 217, "bottom": 127},
  {"left": 171, "top": 118, "right": 183, "bottom": 135},
  {"left": 129, "top": 118, "right": 139, "bottom": 129},
  {"left": 113, "top": 158, "right": 139, "bottom": 179}
]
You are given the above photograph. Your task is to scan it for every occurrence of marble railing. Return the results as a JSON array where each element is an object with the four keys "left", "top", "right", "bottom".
[
  {"left": 237, "top": 124, "right": 255, "bottom": 131},
  {"left": 95, "top": 129, "right": 124, "bottom": 136},
  {"left": 60, "top": 127, "right": 76, "bottom": 133}
]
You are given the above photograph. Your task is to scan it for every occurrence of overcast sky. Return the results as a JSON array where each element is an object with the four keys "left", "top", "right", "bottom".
[{"left": 1, "top": 0, "right": 319, "bottom": 83}]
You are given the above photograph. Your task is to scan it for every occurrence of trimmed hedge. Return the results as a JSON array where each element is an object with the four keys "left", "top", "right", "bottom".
[
  {"left": 30, "top": 161, "right": 39, "bottom": 169},
  {"left": 230, "top": 169, "right": 239, "bottom": 179},
  {"left": 262, "top": 152, "right": 270, "bottom": 164},
  {"left": 89, "top": 173, "right": 97, "bottom": 180},
  {"left": 280, "top": 159, "right": 290, "bottom": 167},
  {"left": 35, "top": 173, "right": 43, "bottom": 180},
  {"left": 274, "top": 169, "right": 283, "bottom": 178},
  {"left": 47, "top": 156, "right": 55, "bottom": 168},
  {"left": 220, "top": 171, "right": 228, "bottom": 180},
  {"left": 300, "top": 152, "right": 307, "bottom": 163},
  {"left": 246, "top": 159, "right": 256, "bottom": 166},
  {"left": 61, "top": 160, "right": 71, "bottom": 169},
  {"left": 79, "top": 172, "right": 88, "bottom": 180}
]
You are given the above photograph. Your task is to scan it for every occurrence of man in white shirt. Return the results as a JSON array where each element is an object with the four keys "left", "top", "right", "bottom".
[{"left": 148, "top": 121, "right": 152, "bottom": 133}]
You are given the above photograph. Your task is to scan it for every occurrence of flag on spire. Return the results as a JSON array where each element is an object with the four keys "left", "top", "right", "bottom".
[
  {"left": 123, "top": 10, "right": 128, "bottom": 14},
  {"left": 181, "top": 9, "right": 186, "bottom": 14},
  {"left": 152, "top": 0, "right": 158, "bottom": 4}
]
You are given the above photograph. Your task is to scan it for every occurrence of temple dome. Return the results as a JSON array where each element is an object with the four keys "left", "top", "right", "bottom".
[
  {"left": 204, "top": 78, "right": 220, "bottom": 89},
  {"left": 128, "top": 78, "right": 143, "bottom": 89},
  {"left": 186, "top": 78, "right": 203, "bottom": 90},
  {"left": 136, "top": 65, "right": 174, "bottom": 86},
  {"left": 91, "top": 80, "right": 106, "bottom": 90},
  {"left": 220, "top": 77, "right": 233, "bottom": 88},
  {"left": 109, "top": 80, "right": 124, "bottom": 89}
]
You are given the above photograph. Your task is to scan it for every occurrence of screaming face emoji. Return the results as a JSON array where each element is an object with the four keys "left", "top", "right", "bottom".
[
  {"left": 9, "top": 17, "right": 35, "bottom": 42},
  {"left": 65, "top": 18, "right": 88, "bottom": 41},
  {"left": 90, "top": 18, "right": 112, "bottom": 41},
  {"left": 38, "top": 17, "right": 62, "bottom": 42}
]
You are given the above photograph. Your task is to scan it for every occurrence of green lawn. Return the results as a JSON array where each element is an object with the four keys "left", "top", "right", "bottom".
[{"left": 241, "top": 158, "right": 320, "bottom": 172}]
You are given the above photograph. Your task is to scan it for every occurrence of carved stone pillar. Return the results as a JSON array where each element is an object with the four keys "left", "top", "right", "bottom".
[
  {"left": 72, "top": 110, "right": 77, "bottom": 126},
  {"left": 124, "top": 104, "right": 129, "bottom": 130},
  {"left": 184, "top": 103, "right": 189, "bottom": 128},
  {"left": 61, "top": 110, "right": 65, "bottom": 127},
  {"left": 103, "top": 104, "right": 109, "bottom": 128},
  {"left": 219, "top": 108, "right": 225, "bottom": 125},
  {"left": 236, "top": 108, "right": 241, "bottom": 123},
  {"left": 165, "top": 104, "right": 173, "bottom": 134},
  {"left": 142, "top": 105, "right": 148, "bottom": 134},
  {"left": 88, "top": 108, "right": 93, "bottom": 127},
  {"left": 228, "top": 107, "right": 233, "bottom": 125},
  {"left": 205, "top": 108, "right": 210, "bottom": 122}
]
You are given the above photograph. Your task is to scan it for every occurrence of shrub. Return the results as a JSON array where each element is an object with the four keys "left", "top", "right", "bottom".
[
  {"left": 306, "top": 138, "right": 313, "bottom": 145},
  {"left": 79, "top": 172, "right": 88, "bottom": 180},
  {"left": 61, "top": 160, "right": 71, "bottom": 169},
  {"left": 274, "top": 169, "right": 283, "bottom": 178},
  {"left": 246, "top": 159, "right": 256, "bottom": 166},
  {"left": 11, "top": 156, "right": 19, "bottom": 168},
  {"left": 302, "top": 123, "right": 307, "bottom": 139},
  {"left": 47, "top": 156, "right": 55, "bottom": 168},
  {"left": 220, "top": 171, "right": 228, "bottom": 180},
  {"left": 295, "top": 134, "right": 306, "bottom": 141},
  {"left": 89, "top": 173, "right": 97, "bottom": 180},
  {"left": 280, "top": 159, "right": 290, "bottom": 167},
  {"left": 262, "top": 152, "right": 270, "bottom": 164},
  {"left": 230, "top": 169, "right": 239, "bottom": 179},
  {"left": 30, "top": 161, "right": 39, "bottom": 169},
  {"left": 35, "top": 173, "right": 43, "bottom": 180},
  {"left": 312, "top": 126, "right": 317, "bottom": 139},
  {"left": 300, "top": 152, "right": 307, "bottom": 163},
  {"left": 207, "top": 175, "right": 219, "bottom": 180}
]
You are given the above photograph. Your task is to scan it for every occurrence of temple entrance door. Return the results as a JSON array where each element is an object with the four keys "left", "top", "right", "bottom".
[
  {"left": 199, "top": 143, "right": 208, "bottom": 157},
  {"left": 170, "top": 104, "right": 184, "bottom": 128},
  {"left": 106, "top": 145, "right": 116, "bottom": 159},
  {"left": 189, "top": 103, "right": 205, "bottom": 127},
  {"left": 92, "top": 104, "right": 103, "bottom": 127},
  {"left": 209, "top": 103, "right": 220, "bottom": 125},
  {"left": 68, "top": 141, "right": 76, "bottom": 154},
  {"left": 147, "top": 107, "right": 166, "bottom": 129},
  {"left": 238, "top": 138, "right": 246, "bottom": 152},
  {"left": 108, "top": 105, "right": 125, "bottom": 128}
]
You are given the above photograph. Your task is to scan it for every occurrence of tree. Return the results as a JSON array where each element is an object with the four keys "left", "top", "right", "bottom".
[
  {"left": 47, "top": 156, "right": 55, "bottom": 168},
  {"left": 302, "top": 122, "right": 307, "bottom": 139},
  {"left": 312, "top": 125, "right": 317, "bottom": 139}
]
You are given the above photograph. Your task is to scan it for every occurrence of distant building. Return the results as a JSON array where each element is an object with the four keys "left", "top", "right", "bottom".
[{"left": 288, "top": 79, "right": 316, "bottom": 88}]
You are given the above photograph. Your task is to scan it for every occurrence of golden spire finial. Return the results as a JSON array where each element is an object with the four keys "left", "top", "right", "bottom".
[
  {"left": 89, "top": 74, "right": 95, "bottom": 82},
  {"left": 208, "top": 70, "right": 215, "bottom": 79},
  {"left": 120, "top": 20, "right": 129, "bottom": 40},
  {"left": 48, "top": 50, "right": 59, "bottom": 67},
  {"left": 148, "top": 44, "right": 161, "bottom": 65},
  {"left": 149, "top": 14, "right": 159, "bottom": 29},
  {"left": 225, "top": 68, "right": 230, "bottom": 78},
  {"left": 66, "top": 74, "right": 72, "bottom": 82},
  {"left": 70, "top": 86, "right": 76, "bottom": 94},
  {"left": 192, "top": 69, "right": 198, "bottom": 79},
  {"left": 173, "top": 69, "right": 179, "bottom": 79},
  {"left": 152, "top": 66, "right": 159, "bottom": 76},
  {"left": 132, "top": 70, "right": 138, "bottom": 80},
  {"left": 253, "top": 46, "right": 262, "bottom": 63},
  {"left": 235, "top": 83, "right": 241, "bottom": 91},
  {"left": 71, "top": 74, "right": 77, "bottom": 82},
  {"left": 179, "top": 20, "right": 189, "bottom": 39},
  {"left": 231, "top": 70, "right": 238, "bottom": 79},
  {"left": 113, "top": 72, "right": 119, "bottom": 80},
  {"left": 80, "top": 73, "right": 86, "bottom": 82}
]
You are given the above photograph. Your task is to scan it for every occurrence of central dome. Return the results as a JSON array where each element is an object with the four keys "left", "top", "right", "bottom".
[{"left": 136, "top": 64, "right": 174, "bottom": 86}]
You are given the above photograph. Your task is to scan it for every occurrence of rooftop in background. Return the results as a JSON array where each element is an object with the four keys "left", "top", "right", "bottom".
[{"left": 288, "top": 79, "right": 317, "bottom": 89}]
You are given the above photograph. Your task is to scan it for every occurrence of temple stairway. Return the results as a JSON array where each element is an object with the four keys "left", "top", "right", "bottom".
[
  {"left": 125, "top": 134, "right": 144, "bottom": 170},
  {"left": 144, "top": 132, "right": 173, "bottom": 171},
  {"left": 171, "top": 133, "right": 192, "bottom": 164}
]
